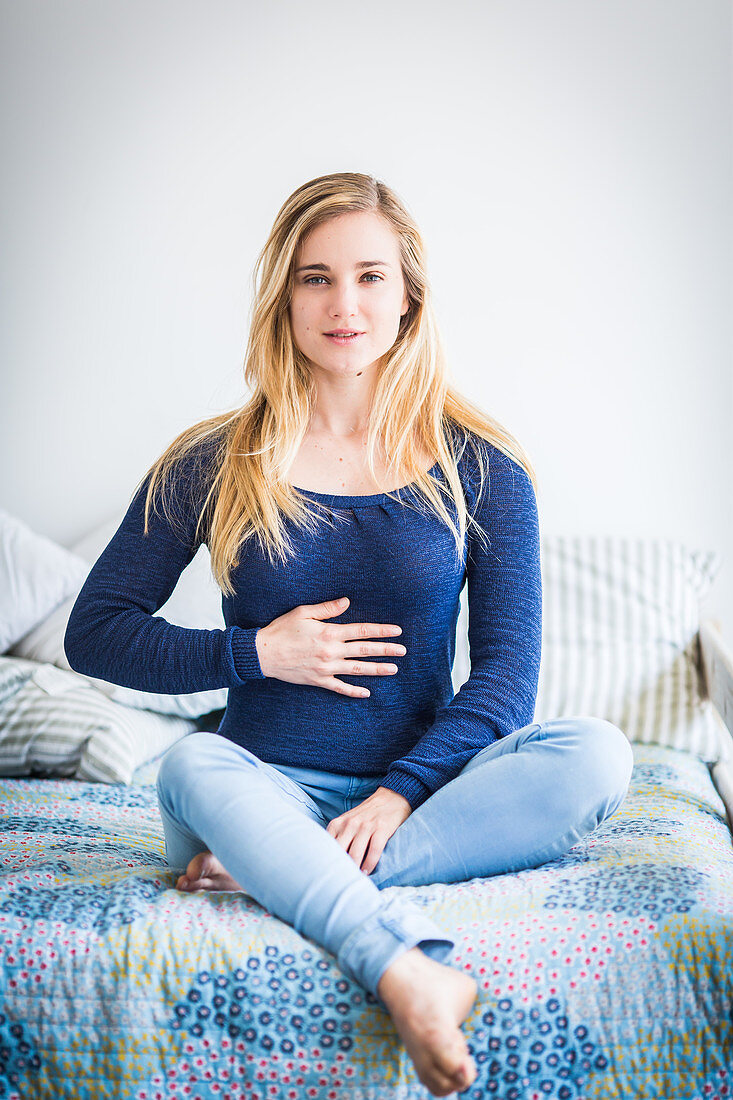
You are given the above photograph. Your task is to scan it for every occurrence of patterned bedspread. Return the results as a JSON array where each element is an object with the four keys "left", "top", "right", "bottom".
[{"left": 0, "top": 743, "right": 731, "bottom": 1099}]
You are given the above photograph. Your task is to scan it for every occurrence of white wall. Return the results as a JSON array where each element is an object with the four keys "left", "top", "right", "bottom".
[{"left": 2, "top": 0, "right": 731, "bottom": 638}]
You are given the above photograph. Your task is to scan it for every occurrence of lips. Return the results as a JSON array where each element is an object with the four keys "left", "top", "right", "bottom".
[
  {"left": 324, "top": 331, "right": 363, "bottom": 344},
  {"left": 324, "top": 330, "right": 363, "bottom": 335}
]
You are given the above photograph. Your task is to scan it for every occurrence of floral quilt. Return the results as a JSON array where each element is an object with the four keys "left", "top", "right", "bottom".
[{"left": 0, "top": 742, "right": 731, "bottom": 1099}]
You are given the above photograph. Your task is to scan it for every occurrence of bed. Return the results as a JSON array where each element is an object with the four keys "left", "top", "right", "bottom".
[{"left": 0, "top": 516, "right": 731, "bottom": 1099}]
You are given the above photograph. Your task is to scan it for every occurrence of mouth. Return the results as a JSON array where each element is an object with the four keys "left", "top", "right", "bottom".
[{"left": 324, "top": 331, "right": 363, "bottom": 344}]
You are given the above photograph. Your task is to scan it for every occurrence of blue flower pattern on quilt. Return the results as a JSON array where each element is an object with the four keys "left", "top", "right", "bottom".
[
  {"left": 0, "top": 1012, "right": 41, "bottom": 1100},
  {"left": 592, "top": 815, "right": 682, "bottom": 838},
  {"left": 0, "top": 876, "right": 162, "bottom": 931},
  {"left": 543, "top": 863, "right": 706, "bottom": 917},
  {"left": 170, "top": 950, "right": 361, "bottom": 1054},
  {"left": 65, "top": 784, "right": 156, "bottom": 810}
]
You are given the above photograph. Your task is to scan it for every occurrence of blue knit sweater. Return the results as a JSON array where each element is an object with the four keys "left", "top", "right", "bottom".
[{"left": 64, "top": 430, "right": 542, "bottom": 810}]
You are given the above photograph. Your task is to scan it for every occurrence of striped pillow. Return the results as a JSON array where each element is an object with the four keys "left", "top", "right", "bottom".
[
  {"left": 533, "top": 536, "right": 725, "bottom": 760},
  {"left": 0, "top": 657, "right": 196, "bottom": 784}
]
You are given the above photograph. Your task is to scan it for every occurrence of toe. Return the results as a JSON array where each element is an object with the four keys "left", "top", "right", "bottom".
[
  {"left": 435, "top": 1034, "right": 469, "bottom": 1074},
  {"left": 426, "top": 1069, "right": 457, "bottom": 1098},
  {"left": 185, "top": 850, "right": 214, "bottom": 879},
  {"left": 454, "top": 1058, "right": 476, "bottom": 1091}
]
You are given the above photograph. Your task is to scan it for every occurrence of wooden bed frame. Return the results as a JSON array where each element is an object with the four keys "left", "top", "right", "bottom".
[{"left": 700, "top": 617, "right": 733, "bottom": 831}]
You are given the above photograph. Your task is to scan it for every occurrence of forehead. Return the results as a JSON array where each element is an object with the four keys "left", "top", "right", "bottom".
[{"left": 296, "top": 210, "right": 401, "bottom": 261}]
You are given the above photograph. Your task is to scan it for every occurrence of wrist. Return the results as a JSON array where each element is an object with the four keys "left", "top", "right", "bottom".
[
  {"left": 375, "top": 786, "right": 411, "bottom": 812},
  {"left": 230, "top": 626, "right": 267, "bottom": 682},
  {"left": 378, "top": 771, "right": 433, "bottom": 811},
  {"left": 254, "top": 627, "right": 270, "bottom": 678}
]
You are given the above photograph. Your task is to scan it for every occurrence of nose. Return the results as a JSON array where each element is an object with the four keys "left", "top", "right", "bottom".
[{"left": 328, "top": 281, "right": 359, "bottom": 320}]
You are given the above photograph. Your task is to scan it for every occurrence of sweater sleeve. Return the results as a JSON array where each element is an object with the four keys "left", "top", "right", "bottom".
[
  {"left": 378, "top": 442, "right": 543, "bottom": 811},
  {"left": 64, "top": 444, "right": 266, "bottom": 694}
]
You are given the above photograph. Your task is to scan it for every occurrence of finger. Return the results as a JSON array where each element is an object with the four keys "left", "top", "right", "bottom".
[
  {"left": 317, "top": 666, "right": 396, "bottom": 700},
  {"left": 361, "top": 835, "right": 387, "bottom": 875},
  {"left": 337, "top": 623, "right": 404, "bottom": 641},
  {"left": 327, "top": 833, "right": 349, "bottom": 854},
  {"left": 343, "top": 640, "right": 408, "bottom": 658},
  {"left": 345, "top": 828, "right": 372, "bottom": 872},
  {"left": 326, "top": 815, "right": 357, "bottom": 846},
  {"left": 325, "top": 816, "right": 345, "bottom": 839},
  {"left": 338, "top": 660, "right": 400, "bottom": 677},
  {"left": 321, "top": 677, "right": 372, "bottom": 698},
  {"left": 336, "top": 831, "right": 367, "bottom": 867},
  {"left": 304, "top": 596, "right": 351, "bottom": 620}
]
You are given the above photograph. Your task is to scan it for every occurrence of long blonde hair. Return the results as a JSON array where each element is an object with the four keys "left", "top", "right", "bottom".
[{"left": 136, "top": 172, "right": 538, "bottom": 597}]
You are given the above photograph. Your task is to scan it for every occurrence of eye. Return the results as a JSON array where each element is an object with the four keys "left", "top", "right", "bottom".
[{"left": 302, "top": 273, "right": 384, "bottom": 286}]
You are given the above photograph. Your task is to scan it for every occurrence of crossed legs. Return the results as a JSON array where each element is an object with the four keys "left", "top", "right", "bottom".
[{"left": 155, "top": 716, "right": 633, "bottom": 1096}]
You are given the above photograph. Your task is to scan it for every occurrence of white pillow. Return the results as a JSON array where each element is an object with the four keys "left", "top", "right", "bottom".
[
  {"left": 0, "top": 656, "right": 196, "bottom": 784},
  {"left": 0, "top": 510, "right": 90, "bottom": 655},
  {"left": 451, "top": 585, "right": 470, "bottom": 693},
  {"left": 533, "top": 536, "right": 725, "bottom": 761},
  {"left": 9, "top": 514, "right": 229, "bottom": 719}
]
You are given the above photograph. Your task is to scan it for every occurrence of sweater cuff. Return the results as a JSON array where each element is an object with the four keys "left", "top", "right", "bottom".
[
  {"left": 379, "top": 770, "right": 434, "bottom": 812},
  {"left": 227, "top": 626, "right": 266, "bottom": 684}
]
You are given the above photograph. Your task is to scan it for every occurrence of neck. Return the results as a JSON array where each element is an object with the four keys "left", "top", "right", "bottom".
[{"left": 308, "top": 364, "right": 378, "bottom": 438}]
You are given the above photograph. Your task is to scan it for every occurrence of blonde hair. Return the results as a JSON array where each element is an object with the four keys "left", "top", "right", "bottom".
[{"left": 136, "top": 172, "right": 538, "bottom": 598}]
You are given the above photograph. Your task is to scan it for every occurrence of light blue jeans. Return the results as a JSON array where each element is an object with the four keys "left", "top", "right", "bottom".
[{"left": 155, "top": 716, "right": 633, "bottom": 1005}]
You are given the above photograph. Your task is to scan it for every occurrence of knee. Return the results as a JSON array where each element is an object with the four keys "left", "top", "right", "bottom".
[
  {"left": 572, "top": 717, "right": 634, "bottom": 816},
  {"left": 156, "top": 731, "right": 223, "bottom": 803}
]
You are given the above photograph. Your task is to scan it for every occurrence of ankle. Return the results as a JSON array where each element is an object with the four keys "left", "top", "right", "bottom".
[{"left": 377, "top": 946, "right": 428, "bottom": 1000}]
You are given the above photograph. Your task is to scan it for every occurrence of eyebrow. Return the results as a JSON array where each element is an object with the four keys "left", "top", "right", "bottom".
[{"left": 295, "top": 260, "right": 393, "bottom": 273}]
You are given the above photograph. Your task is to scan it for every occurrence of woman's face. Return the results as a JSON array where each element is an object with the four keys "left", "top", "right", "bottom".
[{"left": 289, "top": 210, "right": 409, "bottom": 381}]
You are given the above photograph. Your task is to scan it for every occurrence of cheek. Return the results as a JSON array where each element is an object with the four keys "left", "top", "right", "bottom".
[{"left": 383, "top": 295, "right": 405, "bottom": 322}]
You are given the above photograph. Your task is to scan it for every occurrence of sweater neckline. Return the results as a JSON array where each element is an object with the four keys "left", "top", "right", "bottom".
[{"left": 290, "top": 461, "right": 442, "bottom": 507}]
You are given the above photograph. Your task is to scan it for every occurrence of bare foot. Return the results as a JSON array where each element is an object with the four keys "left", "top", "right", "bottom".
[
  {"left": 176, "top": 850, "right": 244, "bottom": 893},
  {"left": 377, "top": 946, "right": 478, "bottom": 1096}
]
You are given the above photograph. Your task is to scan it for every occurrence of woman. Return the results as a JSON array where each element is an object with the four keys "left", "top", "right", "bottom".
[{"left": 65, "top": 171, "right": 634, "bottom": 1097}]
